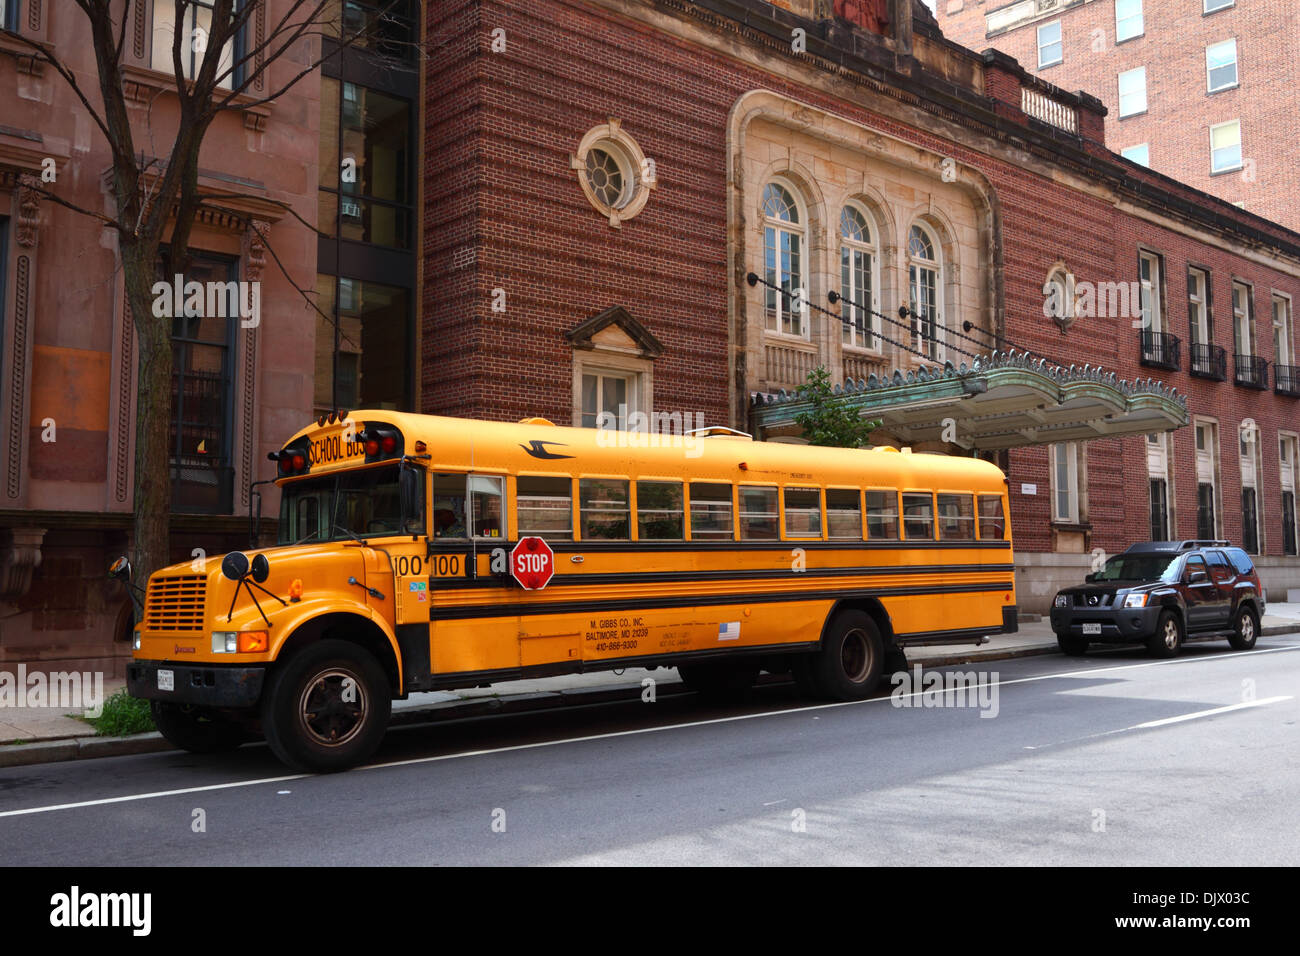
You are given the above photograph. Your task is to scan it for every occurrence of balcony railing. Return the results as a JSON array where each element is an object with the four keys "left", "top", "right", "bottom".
[
  {"left": 1276, "top": 364, "right": 1300, "bottom": 397},
  {"left": 1139, "top": 330, "right": 1181, "bottom": 371},
  {"left": 1189, "top": 343, "right": 1227, "bottom": 381},
  {"left": 1021, "top": 86, "right": 1079, "bottom": 134},
  {"left": 1234, "top": 354, "right": 1269, "bottom": 389}
]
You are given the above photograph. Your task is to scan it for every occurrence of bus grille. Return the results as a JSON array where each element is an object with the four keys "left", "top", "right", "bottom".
[{"left": 144, "top": 575, "right": 207, "bottom": 632}]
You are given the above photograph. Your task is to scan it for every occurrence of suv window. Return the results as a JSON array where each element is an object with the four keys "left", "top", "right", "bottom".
[
  {"left": 1182, "top": 555, "right": 1207, "bottom": 581},
  {"left": 1224, "top": 547, "right": 1255, "bottom": 576},
  {"left": 1205, "top": 550, "right": 1231, "bottom": 572},
  {"left": 1096, "top": 553, "right": 1180, "bottom": 582}
]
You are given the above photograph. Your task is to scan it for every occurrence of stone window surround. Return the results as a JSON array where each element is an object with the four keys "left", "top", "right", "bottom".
[{"left": 570, "top": 119, "right": 656, "bottom": 228}]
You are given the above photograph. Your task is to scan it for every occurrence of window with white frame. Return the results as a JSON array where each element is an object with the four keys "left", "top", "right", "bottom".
[
  {"left": 1210, "top": 120, "right": 1243, "bottom": 173},
  {"left": 580, "top": 370, "right": 635, "bottom": 430},
  {"left": 1038, "top": 21, "right": 1063, "bottom": 68},
  {"left": 1240, "top": 422, "right": 1261, "bottom": 553},
  {"left": 1121, "top": 144, "right": 1150, "bottom": 166},
  {"left": 1051, "top": 443, "right": 1080, "bottom": 524},
  {"left": 839, "top": 205, "right": 879, "bottom": 350},
  {"left": 1115, "top": 0, "right": 1143, "bottom": 42},
  {"left": 152, "top": 0, "right": 240, "bottom": 89},
  {"left": 1139, "top": 250, "right": 1164, "bottom": 334},
  {"left": 1188, "top": 267, "right": 1210, "bottom": 345},
  {"left": 1195, "top": 420, "right": 1220, "bottom": 539},
  {"left": 1232, "top": 281, "right": 1255, "bottom": 357},
  {"left": 1148, "top": 432, "right": 1172, "bottom": 541},
  {"left": 1206, "top": 39, "right": 1238, "bottom": 93},
  {"left": 1273, "top": 294, "right": 1294, "bottom": 367},
  {"left": 908, "top": 223, "right": 943, "bottom": 362},
  {"left": 1281, "top": 434, "right": 1299, "bottom": 555},
  {"left": 761, "top": 181, "right": 807, "bottom": 338},
  {"left": 1118, "top": 67, "right": 1147, "bottom": 117}
]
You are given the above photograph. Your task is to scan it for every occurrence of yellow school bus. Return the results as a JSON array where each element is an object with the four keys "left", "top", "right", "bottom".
[{"left": 127, "top": 411, "right": 1017, "bottom": 771}]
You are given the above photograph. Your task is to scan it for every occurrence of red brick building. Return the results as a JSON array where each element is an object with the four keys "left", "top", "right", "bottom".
[
  {"left": 933, "top": 0, "right": 1300, "bottom": 233},
  {"left": 428, "top": 0, "right": 1300, "bottom": 609}
]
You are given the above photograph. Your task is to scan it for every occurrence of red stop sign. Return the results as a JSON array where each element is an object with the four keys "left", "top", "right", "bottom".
[{"left": 510, "top": 536, "right": 555, "bottom": 590}]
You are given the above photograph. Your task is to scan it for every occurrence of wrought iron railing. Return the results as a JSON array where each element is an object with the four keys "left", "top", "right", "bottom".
[
  {"left": 1189, "top": 343, "right": 1227, "bottom": 381},
  {"left": 1275, "top": 363, "right": 1300, "bottom": 397},
  {"left": 1139, "top": 330, "right": 1180, "bottom": 371},
  {"left": 1234, "top": 354, "right": 1269, "bottom": 389}
]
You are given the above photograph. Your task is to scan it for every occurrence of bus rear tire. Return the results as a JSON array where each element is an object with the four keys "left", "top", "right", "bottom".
[
  {"left": 261, "top": 639, "right": 391, "bottom": 773},
  {"left": 807, "top": 610, "right": 884, "bottom": 701},
  {"left": 150, "top": 702, "right": 247, "bottom": 754}
]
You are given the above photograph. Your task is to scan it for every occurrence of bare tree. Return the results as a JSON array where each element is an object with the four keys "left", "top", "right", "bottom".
[{"left": 2, "top": 0, "right": 414, "bottom": 587}]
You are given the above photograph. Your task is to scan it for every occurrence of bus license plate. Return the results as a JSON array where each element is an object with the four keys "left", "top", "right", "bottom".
[
  {"left": 1082, "top": 623, "right": 1101, "bottom": 635},
  {"left": 157, "top": 669, "right": 174, "bottom": 691}
]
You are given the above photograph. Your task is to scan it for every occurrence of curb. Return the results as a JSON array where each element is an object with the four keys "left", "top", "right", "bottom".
[{"left": 0, "top": 732, "right": 173, "bottom": 768}]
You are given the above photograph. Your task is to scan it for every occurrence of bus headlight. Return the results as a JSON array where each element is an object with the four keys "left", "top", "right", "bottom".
[
  {"left": 1123, "top": 593, "right": 1149, "bottom": 608},
  {"left": 212, "top": 631, "right": 238, "bottom": 653},
  {"left": 133, "top": 631, "right": 141, "bottom": 651}
]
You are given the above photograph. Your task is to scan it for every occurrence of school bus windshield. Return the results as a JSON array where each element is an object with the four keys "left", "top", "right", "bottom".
[{"left": 278, "top": 465, "right": 424, "bottom": 544}]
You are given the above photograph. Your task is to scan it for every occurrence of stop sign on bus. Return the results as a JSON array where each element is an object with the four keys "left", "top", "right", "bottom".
[{"left": 511, "top": 536, "right": 555, "bottom": 590}]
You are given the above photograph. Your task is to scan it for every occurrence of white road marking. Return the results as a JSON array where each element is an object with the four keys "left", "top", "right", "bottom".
[
  {"left": 1, "top": 643, "right": 1297, "bottom": 819},
  {"left": 1129, "top": 696, "right": 1293, "bottom": 729}
]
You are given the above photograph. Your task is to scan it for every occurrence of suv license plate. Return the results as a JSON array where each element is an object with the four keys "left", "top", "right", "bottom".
[
  {"left": 1082, "top": 623, "right": 1102, "bottom": 635},
  {"left": 157, "top": 669, "right": 174, "bottom": 691}
]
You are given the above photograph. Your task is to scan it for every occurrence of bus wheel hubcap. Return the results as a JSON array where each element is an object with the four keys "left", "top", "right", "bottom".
[
  {"left": 841, "top": 629, "right": 872, "bottom": 683},
  {"left": 299, "top": 669, "right": 367, "bottom": 747}
]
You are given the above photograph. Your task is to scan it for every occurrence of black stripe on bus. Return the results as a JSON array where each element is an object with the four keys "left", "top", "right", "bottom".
[
  {"left": 430, "top": 581, "right": 1015, "bottom": 621},
  {"left": 427, "top": 539, "right": 1012, "bottom": 553},
  {"left": 430, "top": 562, "right": 1016, "bottom": 590}
]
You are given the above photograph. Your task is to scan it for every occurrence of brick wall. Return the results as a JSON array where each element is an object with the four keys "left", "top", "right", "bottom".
[
  {"left": 426, "top": 0, "right": 1300, "bottom": 567},
  {"left": 935, "top": 0, "right": 1300, "bottom": 233}
]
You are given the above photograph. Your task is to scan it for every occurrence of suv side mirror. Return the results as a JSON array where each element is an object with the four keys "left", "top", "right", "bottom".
[
  {"left": 1084, "top": 572, "right": 1098, "bottom": 583},
  {"left": 1188, "top": 569, "right": 1209, "bottom": 584}
]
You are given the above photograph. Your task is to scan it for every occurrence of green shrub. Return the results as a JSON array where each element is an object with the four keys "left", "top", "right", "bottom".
[{"left": 87, "top": 690, "right": 155, "bottom": 737}]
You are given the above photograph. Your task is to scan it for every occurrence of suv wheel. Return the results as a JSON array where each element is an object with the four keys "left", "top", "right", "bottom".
[
  {"left": 1228, "top": 606, "right": 1259, "bottom": 651},
  {"left": 1057, "top": 633, "right": 1089, "bottom": 657},
  {"left": 1146, "top": 609, "right": 1183, "bottom": 659}
]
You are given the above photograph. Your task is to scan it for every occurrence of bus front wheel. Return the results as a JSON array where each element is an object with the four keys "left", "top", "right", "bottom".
[
  {"left": 804, "top": 610, "right": 884, "bottom": 701},
  {"left": 261, "top": 639, "right": 391, "bottom": 772}
]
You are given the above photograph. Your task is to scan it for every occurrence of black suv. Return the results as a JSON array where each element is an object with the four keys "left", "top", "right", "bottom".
[{"left": 1050, "top": 540, "right": 1265, "bottom": 658}]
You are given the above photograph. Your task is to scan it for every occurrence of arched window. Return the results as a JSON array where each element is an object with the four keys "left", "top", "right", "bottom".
[
  {"left": 762, "top": 181, "right": 807, "bottom": 338},
  {"left": 840, "top": 205, "right": 878, "bottom": 350},
  {"left": 908, "top": 223, "right": 943, "bottom": 361},
  {"left": 1044, "top": 266, "right": 1075, "bottom": 331}
]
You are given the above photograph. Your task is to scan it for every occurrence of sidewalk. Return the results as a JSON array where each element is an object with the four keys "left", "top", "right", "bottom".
[{"left": 3, "top": 604, "right": 1298, "bottom": 766}]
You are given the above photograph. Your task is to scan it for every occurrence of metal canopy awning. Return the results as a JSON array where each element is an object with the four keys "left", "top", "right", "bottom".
[{"left": 751, "top": 352, "right": 1189, "bottom": 450}]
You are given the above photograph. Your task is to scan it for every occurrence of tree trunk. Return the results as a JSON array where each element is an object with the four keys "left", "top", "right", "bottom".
[{"left": 124, "top": 244, "right": 173, "bottom": 594}]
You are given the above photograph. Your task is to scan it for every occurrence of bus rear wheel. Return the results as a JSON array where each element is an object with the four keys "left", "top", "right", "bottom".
[
  {"left": 261, "top": 639, "right": 391, "bottom": 772},
  {"left": 805, "top": 610, "right": 884, "bottom": 701}
]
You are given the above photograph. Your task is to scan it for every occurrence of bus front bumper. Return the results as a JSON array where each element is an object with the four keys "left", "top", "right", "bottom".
[{"left": 127, "top": 660, "right": 267, "bottom": 709}]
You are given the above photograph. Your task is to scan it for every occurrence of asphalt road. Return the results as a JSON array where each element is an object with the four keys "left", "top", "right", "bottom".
[{"left": 1, "top": 638, "right": 1297, "bottom": 865}]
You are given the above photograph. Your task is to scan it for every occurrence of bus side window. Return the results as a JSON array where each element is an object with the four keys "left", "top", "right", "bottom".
[
  {"left": 864, "top": 490, "right": 899, "bottom": 540},
  {"left": 637, "top": 481, "right": 684, "bottom": 540},
  {"left": 432, "top": 473, "right": 468, "bottom": 539},
  {"left": 469, "top": 475, "right": 505, "bottom": 539},
  {"left": 517, "top": 476, "right": 573, "bottom": 540},
  {"left": 580, "top": 479, "right": 630, "bottom": 540},
  {"left": 689, "top": 482, "right": 734, "bottom": 539},
  {"left": 978, "top": 494, "right": 1006, "bottom": 540},
  {"left": 740, "top": 485, "right": 779, "bottom": 540},
  {"left": 937, "top": 493, "right": 975, "bottom": 540},
  {"left": 826, "top": 488, "right": 862, "bottom": 540},
  {"left": 902, "top": 492, "right": 935, "bottom": 540},
  {"left": 784, "top": 487, "right": 822, "bottom": 538}
]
